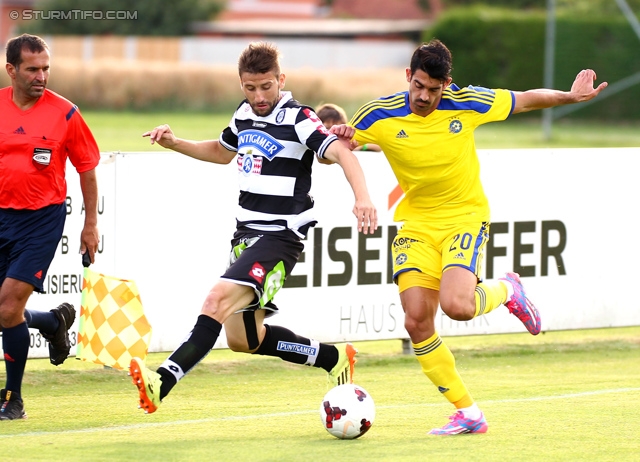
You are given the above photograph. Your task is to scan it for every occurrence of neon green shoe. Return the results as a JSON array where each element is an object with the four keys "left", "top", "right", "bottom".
[
  {"left": 129, "top": 357, "right": 162, "bottom": 414},
  {"left": 328, "top": 343, "right": 358, "bottom": 387}
]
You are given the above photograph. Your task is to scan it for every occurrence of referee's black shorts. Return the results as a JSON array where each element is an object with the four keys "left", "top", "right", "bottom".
[{"left": 0, "top": 203, "right": 66, "bottom": 292}]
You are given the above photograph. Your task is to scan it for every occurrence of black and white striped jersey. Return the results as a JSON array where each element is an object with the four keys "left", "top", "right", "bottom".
[{"left": 219, "top": 91, "right": 338, "bottom": 238}]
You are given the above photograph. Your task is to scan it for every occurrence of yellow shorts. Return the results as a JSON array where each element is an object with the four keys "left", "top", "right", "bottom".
[{"left": 392, "top": 221, "right": 490, "bottom": 292}]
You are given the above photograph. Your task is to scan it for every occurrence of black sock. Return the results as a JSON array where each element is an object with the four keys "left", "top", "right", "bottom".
[
  {"left": 156, "top": 314, "right": 222, "bottom": 400},
  {"left": 2, "top": 322, "right": 30, "bottom": 396},
  {"left": 24, "top": 309, "right": 59, "bottom": 335},
  {"left": 254, "top": 324, "right": 338, "bottom": 372}
]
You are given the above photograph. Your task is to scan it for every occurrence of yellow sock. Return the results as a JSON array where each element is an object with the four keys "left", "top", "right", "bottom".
[
  {"left": 474, "top": 280, "right": 508, "bottom": 318},
  {"left": 413, "top": 333, "right": 473, "bottom": 409}
]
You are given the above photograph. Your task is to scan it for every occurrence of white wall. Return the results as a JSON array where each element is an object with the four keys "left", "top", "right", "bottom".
[{"left": 15, "top": 148, "right": 640, "bottom": 358}]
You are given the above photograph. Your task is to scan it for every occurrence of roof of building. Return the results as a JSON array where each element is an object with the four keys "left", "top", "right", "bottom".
[
  {"left": 331, "top": 0, "right": 432, "bottom": 20},
  {"left": 192, "top": 18, "right": 430, "bottom": 41}
]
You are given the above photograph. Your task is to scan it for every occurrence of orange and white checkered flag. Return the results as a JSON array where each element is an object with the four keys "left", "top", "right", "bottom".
[{"left": 77, "top": 267, "right": 152, "bottom": 370}]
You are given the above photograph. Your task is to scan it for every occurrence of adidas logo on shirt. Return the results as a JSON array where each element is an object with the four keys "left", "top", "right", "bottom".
[
  {"left": 454, "top": 252, "right": 465, "bottom": 259},
  {"left": 396, "top": 129, "right": 408, "bottom": 138},
  {"left": 13, "top": 126, "right": 26, "bottom": 135}
]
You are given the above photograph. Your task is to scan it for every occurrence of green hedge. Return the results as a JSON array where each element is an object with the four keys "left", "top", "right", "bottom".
[
  {"left": 426, "top": 7, "right": 640, "bottom": 119},
  {"left": 441, "top": 0, "right": 640, "bottom": 14}
]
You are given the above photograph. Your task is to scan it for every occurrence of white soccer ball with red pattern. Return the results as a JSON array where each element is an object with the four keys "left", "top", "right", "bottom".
[{"left": 320, "top": 384, "right": 375, "bottom": 439}]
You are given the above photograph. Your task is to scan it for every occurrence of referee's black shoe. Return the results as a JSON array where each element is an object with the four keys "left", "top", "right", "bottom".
[
  {"left": 0, "top": 389, "right": 26, "bottom": 420},
  {"left": 43, "top": 302, "right": 76, "bottom": 366}
]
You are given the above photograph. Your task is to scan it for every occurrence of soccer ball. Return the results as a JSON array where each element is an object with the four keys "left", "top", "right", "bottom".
[{"left": 320, "top": 384, "right": 375, "bottom": 439}]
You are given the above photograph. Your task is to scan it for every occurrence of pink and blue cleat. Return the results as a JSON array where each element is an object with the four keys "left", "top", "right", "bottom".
[
  {"left": 500, "top": 272, "right": 541, "bottom": 335},
  {"left": 429, "top": 411, "right": 488, "bottom": 435}
]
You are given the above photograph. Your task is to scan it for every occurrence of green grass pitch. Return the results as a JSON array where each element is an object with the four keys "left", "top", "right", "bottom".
[{"left": 1, "top": 326, "right": 638, "bottom": 461}]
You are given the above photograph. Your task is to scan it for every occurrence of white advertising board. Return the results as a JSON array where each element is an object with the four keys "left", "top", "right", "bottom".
[{"left": 14, "top": 148, "right": 640, "bottom": 358}]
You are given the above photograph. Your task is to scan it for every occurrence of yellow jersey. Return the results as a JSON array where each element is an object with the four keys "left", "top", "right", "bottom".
[{"left": 350, "top": 84, "right": 514, "bottom": 225}]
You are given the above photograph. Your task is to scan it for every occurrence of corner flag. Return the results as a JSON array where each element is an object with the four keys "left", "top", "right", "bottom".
[{"left": 77, "top": 266, "right": 152, "bottom": 370}]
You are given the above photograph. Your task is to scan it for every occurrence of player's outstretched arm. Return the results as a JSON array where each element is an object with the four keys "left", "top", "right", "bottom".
[
  {"left": 142, "top": 124, "right": 236, "bottom": 164},
  {"left": 513, "top": 69, "right": 608, "bottom": 114},
  {"left": 323, "top": 140, "right": 378, "bottom": 235},
  {"left": 316, "top": 124, "right": 358, "bottom": 165},
  {"left": 330, "top": 123, "right": 382, "bottom": 152}
]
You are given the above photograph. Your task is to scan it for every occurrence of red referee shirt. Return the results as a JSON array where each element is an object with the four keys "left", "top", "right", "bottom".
[{"left": 0, "top": 87, "right": 100, "bottom": 210}]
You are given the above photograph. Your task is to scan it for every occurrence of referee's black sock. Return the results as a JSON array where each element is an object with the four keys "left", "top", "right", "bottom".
[
  {"left": 253, "top": 324, "right": 338, "bottom": 372},
  {"left": 157, "top": 314, "right": 222, "bottom": 400},
  {"left": 23, "top": 309, "right": 59, "bottom": 335},
  {"left": 1, "top": 322, "right": 29, "bottom": 396}
]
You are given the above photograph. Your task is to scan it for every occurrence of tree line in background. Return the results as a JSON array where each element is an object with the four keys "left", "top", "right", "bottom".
[
  {"left": 20, "top": 0, "right": 640, "bottom": 36},
  {"left": 440, "top": 0, "right": 640, "bottom": 14},
  {"left": 20, "top": 0, "right": 224, "bottom": 36}
]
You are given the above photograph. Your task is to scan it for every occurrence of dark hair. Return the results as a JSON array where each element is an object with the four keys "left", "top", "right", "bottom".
[
  {"left": 237, "top": 42, "right": 281, "bottom": 77},
  {"left": 316, "top": 103, "right": 348, "bottom": 126},
  {"left": 409, "top": 39, "right": 452, "bottom": 81},
  {"left": 6, "top": 34, "right": 48, "bottom": 68}
]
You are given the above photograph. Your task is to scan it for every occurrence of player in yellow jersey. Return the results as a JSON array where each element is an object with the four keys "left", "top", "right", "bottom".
[{"left": 336, "top": 39, "right": 607, "bottom": 435}]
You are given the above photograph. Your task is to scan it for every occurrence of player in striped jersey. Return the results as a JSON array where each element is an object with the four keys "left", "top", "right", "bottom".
[
  {"left": 340, "top": 39, "right": 607, "bottom": 435},
  {"left": 129, "top": 42, "right": 377, "bottom": 414}
]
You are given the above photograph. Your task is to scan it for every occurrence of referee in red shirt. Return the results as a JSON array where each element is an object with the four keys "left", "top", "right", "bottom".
[{"left": 0, "top": 34, "right": 100, "bottom": 420}]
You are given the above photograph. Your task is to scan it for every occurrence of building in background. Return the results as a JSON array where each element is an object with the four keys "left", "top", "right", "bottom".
[
  {"left": 217, "top": 0, "right": 438, "bottom": 21},
  {"left": 199, "top": 0, "right": 433, "bottom": 41},
  {"left": 1, "top": 0, "right": 438, "bottom": 68}
]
